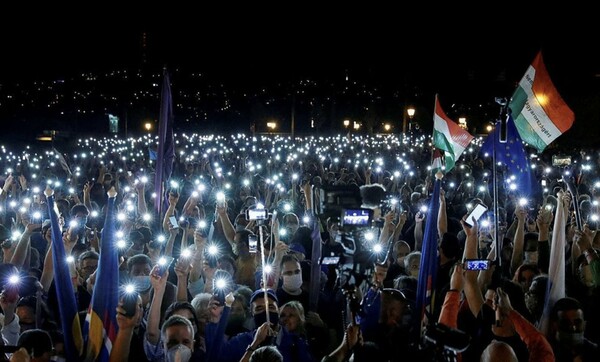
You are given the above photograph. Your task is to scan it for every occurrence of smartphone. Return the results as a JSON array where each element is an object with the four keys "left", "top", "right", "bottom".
[
  {"left": 249, "top": 235, "right": 258, "bottom": 254},
  {"left": 169, "top": 216, "right": 179, "bottom": 229},
  {"left": 2, "top": 278, "right": 20, "bottom": 304},
  {"left": 322, "top": 256, "right": 340, "bottom": 265},
  {"left": 246, "top": 208, "right": 268, "bottom": 221},
  {"left": 552, "top": 155, "right": 571, "bottom": 167},
  {"left": 121, "top": 290, "right": 140, "bottom": 317},
  {"left": 464, "top": 259, "right": 490, "bottom": 271},
  {"left": 156, "top": 256, "right": 174, "bottom": 277},
  {"left": 465, "top": 203, "right": 488, "bottom": 227}
]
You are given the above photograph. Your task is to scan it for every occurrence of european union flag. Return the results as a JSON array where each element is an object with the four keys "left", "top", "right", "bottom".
[
  {"left": 153, "top": 68, "right": 175, "bottom": 218},
  {"left": 414, "top": 178, "right": 441, "bottom": 338},
  {"left": 47, "top": 192, "right": 84, "bottom": 361},
  {"left": 480, "top": 114, "right": 534, "bottom": 197},
  {"left": 85, "top": 193, "right": 119, "bottom": 361}
]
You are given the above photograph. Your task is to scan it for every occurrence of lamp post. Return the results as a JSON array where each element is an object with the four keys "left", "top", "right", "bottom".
[
  {"left": 407, "top": 107, "right": 416, "bottom": 135},
  {"left": 144, "top": 122, "right": 152, "bottom": 132},
  {"left": 343, "top": 119, "right": 350, "bottom": 128},
  {"left": 267, "top": 121, "right": 277, "bottom": 133}
]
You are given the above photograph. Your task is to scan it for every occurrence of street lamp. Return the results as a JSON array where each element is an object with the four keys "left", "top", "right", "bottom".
[
  {"left": 267, "top": 122, "right": 277, "bottom": 131},
  {"left": 144, "top": 122, "right": 152, "bottom": 132},
  {"left": 407, "top": 107, "right": 416, "bottom": 133},
  {"left": 353, "top": 121, "right": 360, "bottom": 130},
  {"left": 458, "top": 117, "right": 467, "bottom": 130},
  {"left": 384, "top": 123, "right": 391, "bottom": 132},
  {"left": 343, "top": 119, "right": 350, "bottom": 128}
]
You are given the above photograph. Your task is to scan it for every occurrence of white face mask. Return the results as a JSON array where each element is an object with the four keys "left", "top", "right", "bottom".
[
  {"left": 166, "top": 344, "right": 192, "bottom": 362},
  {"left": 133, "top": 275, "right": 152, "bottom": 292},
  {"left": 283, "top": 273, "right": 303, "bottom": 291}
]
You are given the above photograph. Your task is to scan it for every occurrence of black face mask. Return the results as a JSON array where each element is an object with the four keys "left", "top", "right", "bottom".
[{"left": 253, "top": 311, "right": 279, "bottom": 328}]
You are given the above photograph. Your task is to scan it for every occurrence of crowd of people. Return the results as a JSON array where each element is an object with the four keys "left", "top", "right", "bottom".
[{"left": 0, "top": 132, "right": 598, "bottom": 361}]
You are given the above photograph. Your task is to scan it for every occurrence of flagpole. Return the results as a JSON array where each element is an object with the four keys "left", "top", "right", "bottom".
[{"left": 492, "top": 98, "right": 508, "bottom": 265}]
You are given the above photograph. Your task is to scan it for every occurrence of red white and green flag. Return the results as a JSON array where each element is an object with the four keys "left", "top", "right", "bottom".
[
  {"left": 432, "top": 95, "right": 474, "bottom": 172},
  {"left": 509, "top": 52, "right": 575, "bottom": 152}
]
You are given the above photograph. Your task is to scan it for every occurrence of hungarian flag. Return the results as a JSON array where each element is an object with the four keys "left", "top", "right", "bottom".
[
  {"left": 509, "top": 52, "right": 574, "bottom": 152},
  {"left": 431, "top": 148, "right": 444, "bottom": 173},
  {"left": 432, "top": 95, "right": 474, "bottom": 172}
]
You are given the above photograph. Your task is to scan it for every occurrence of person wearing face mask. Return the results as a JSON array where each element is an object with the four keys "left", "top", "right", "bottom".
[
  {"left": 483, "top": 287, "right": 554, "bottom": 361},
  {"left": 524, "top": 275, "right": 548, "bottom": 324},
  {"left": 276, "top": 255, "right": 309, "bottom": 312},
  {"left": 222, "top": 289, "right": 314, "bottom": 362},
  {"left": 549, "top": 297, "right": 598, "bottom": 361},
  {"left": 125, "top": 254, "right": 176, "bottom": 316},
  {"left": 383, "top": 241, "right": 411, "bottom": 287}
]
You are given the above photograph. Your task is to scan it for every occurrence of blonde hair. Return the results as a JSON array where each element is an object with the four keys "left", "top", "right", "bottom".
[{"left": 280, "top": 300, "right": 306, "bottom": 325}]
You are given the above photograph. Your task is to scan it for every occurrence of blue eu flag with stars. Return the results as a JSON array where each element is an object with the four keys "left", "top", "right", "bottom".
[{"left": 481, "top": 114, "right": 534, "bottom": 196}]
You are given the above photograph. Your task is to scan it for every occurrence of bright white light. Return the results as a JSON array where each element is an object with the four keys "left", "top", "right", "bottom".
[
  {"left": 509, "top": 183, "right": 517, "bottom": 191},
  {"left": 8, "top": 275, "right": 20, "bottom": 284},
  {"left": 207, "top": 245, "right": 219, "bottom": 255},
  {"left": 364, "top": 231, "right": 375, "bottom": 241},
  {"left": 256, "top": 203, "right": 265, "bottom": 210},
  {"left": 592, "top": 214, "right": 599, "bottom": 222},
  {"left": 66, "top": 256, "right": 75, "bottom": 263},
  {"left": 117, "top": 213, "right": 126, "bottom": 221},
  {"left": 91, "top": 210, "right": 99, "bottom": 218},
  {"left": 279, "top": 229, "right": 287, "bottom": 237},
  {"left": 420, "top": 205, "right": 428, "bottom": 213},
  {"left": 142, "top": 213, "right": 152, "bottom": 221},
  {"left": 116, "top": 240, "right": 127, "bottom": 249},
  {"left": 181, "top": 248, "right": 192, "bottom": 258},
  {"left": 283, "top": 203, "right": 292, "bottom": 212},
  {"left": 158, "top": 257, "right": 168, "bottom": 266},
  {"left": 69, "top": 220, "right": 79, "bottom": 228},
  {"left": 519, "top": 198, "right": 528, "bottom": 206},
  {"left": 303, "top": 216, "right": 310, "bottom": 224},
  {"left": 481, "top": 219, "right": 490, "bottom": 228},
  {"left": 157, "top": 235, "right": 166, "bottom": 243},
  {"left": 124, "top": 284, "right": 136, "bottom": 294},
  {"left": 264, "top": 265, "right": 273, "bottom": 274},
  {"left": 373, "top": 244, "right": 383, "bottom": 253},
  {"left": 116, "top": 231, "right": 124, "bottom": 238},
  {"left": 216, "top": 192, "right": 225, "bottom": 201},
  {"left": 141, "top": 176, "right": 148, "bottom": 183},
  {"left": 215, "top": 278, "right": 227, "bottom": 289}
]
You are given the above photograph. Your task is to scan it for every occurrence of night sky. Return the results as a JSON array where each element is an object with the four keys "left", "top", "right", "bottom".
[{"left": 1, "top": 15, "right": 599, "bottom": 144}]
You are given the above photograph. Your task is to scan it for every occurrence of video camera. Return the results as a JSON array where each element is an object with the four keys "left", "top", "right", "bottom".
[{"left": 422, "top": 322, "right": 471, "bottom": 360}]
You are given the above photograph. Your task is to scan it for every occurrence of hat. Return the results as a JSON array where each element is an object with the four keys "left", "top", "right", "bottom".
[{"left": 249, "top": 289, "right": 278, "bottom": 305}]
